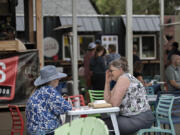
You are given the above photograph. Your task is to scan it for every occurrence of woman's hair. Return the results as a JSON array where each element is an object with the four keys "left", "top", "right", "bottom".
[
  {"left": 30, "top": 82, "right": 50, "bottom": 96},
  {"left": 94, "top": 45, "right": 105, "bottom": 58},
  {"left": 109, "top": 57, "right": 129, "bottom": 72},
  {"left": 134, "top": 61, "right": 143, "bottom": 73}
]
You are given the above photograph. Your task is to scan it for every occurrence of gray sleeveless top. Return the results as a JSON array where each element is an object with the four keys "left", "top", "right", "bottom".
[{"left": 119, "top": 73, "right": 150, "bottom": 116}]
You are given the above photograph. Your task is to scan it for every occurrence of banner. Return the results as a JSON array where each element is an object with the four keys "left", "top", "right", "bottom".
[{"left": 0, "top": 50, "right": 39, "bottom": 106}]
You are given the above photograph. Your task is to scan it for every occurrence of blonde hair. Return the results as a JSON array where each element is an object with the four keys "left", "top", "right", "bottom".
[{"left": 109, "top": 57, "right": 129, "bottom": 72}]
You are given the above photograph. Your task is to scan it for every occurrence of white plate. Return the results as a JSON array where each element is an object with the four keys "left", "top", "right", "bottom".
[{"left": 157, "top": 82, "right": 165, "bottom": 84}]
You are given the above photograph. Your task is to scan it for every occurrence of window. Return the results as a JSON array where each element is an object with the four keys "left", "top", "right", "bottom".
[
  {"left": 133, "top": 35, "right": 156, "bottom": 60},
  {"left": 63, "top": 35, "right": 95, "bottom": 60}
]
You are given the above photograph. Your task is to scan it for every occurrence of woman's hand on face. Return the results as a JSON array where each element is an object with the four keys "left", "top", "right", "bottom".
[{"left": 106, "top": 70, "right": 112, "bottom": 83}]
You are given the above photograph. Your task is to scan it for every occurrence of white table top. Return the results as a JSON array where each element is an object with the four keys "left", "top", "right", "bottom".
[
  {"left": 156, "top": 81, "right": 165, "bottom": 84},
  {"left": 67, "top": 106, "right": 120, "bottom": 115}
]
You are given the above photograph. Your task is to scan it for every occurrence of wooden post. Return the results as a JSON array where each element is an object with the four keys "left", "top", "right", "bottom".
[
  {"left": 29, "top": 0, "right": 34, "bottom": 43},
  {"left": 35, "top": 0, "right": 44, "bottom": 67},
  {"left": 24, "top": 0, "right": 29, "bottom": 41}
]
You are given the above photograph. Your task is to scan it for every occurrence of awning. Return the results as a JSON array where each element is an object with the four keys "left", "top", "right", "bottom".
[
  {"left": 122, "top": 15, "right": 160, "bottom": 32},
  {"left": 59, "top": 16, "right": 102, "bottom": 32},
  {"left": 16, "top": 16, "right": 102, "bottom": 32}
]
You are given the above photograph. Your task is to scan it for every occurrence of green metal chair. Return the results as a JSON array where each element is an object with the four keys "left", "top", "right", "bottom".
[
  {"left": 88, "top": 90, "right": 104, "bottom": 117},
  {"left": 88, "top": 90, "right": 104, "bottom": 102},
  {"left": 145, "top": 86, "right": 156, "bottom": 114},
  {"left": 54, "top": 122, "right": 70, "bottom": 135},
  {"left": 137, "top": 95, "right": 176, "bottom": 135},
  {"left": 54, "top": 117, "right": 109, "bottom": 135},
  {"left": 69, "top": 118, "right": 85, "bottom": 135},
  {"left": 82, "top": 117, "right": 109, "bottom": 135}
]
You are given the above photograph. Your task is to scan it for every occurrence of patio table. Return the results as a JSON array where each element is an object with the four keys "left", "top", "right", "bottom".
[{"left": 67, "top": 106, "right": 120, "bottom": 135}]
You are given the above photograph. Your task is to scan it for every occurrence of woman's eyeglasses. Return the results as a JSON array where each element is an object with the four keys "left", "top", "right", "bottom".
[{"left": 109, "top": 69, "right": 117, "bottom": 73}]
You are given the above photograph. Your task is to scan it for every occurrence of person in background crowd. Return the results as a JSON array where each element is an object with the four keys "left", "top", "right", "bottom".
[
  {"left": 134, "top": 61, "right": 152, "bottom": 87},
  {"left": 133, "top": 44, "right": 140, "bottom": 64},
  {"left": 95, "top": 39, "right": 107, "bottom": 58},
  {"left": 26, "top": 65, "right": 72, "bottom": 135},
  {"left": 105, "top": 44, "right": 120, "bottom": 90},
  {"left": 95, "top": 39, "right": 101, "bottom": 47},
  {"left": 90, "top": 45, "right": 106, "bottom": 90},
  {"left": 104, "top": 57, "right": 154, "bottom": 135},
  {"left": 167, "top": 42, "right": 180, "bottom": 61},
  {"left": 84, "top": 42, "right": 96, "bottom": 89},
  {"left": 106, "top": 44, "right": 121, "bottom": 66},
  {"left": 134, "top": 61, "right": 161, "bottom": 94},
  {"left": 165, "top": 42, "right": 180, "bottom": 68},
  {"left": 165, "top": 53, "right": 180, "bottom": 91}
]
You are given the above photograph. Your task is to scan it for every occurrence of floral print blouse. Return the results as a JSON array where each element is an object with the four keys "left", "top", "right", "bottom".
[
  {"left": 26, "top": 86, "right": 72, "bottom": 133},
  {"left": 119, "top": 73, "right": 150, "bottom": 116}
]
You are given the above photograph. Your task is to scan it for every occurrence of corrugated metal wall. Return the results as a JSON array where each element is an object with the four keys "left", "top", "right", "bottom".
[{"left": 97, "top": 16, "right": 126, "bottom": 56}]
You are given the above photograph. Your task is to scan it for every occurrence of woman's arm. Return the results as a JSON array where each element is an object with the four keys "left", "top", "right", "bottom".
[
  {"left": 48, "top": 88, "right": 72, "bottom": 115},
  {"left": 104, "top": 70, "right": 112, "bottom": 102},
  {"left": 104, "top": 71, "right": 130, "bottom": 107}
]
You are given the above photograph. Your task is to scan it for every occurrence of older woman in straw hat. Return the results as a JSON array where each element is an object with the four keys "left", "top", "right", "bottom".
[{"left": 26, "top": 65, "right": 72, "bottom": 135}]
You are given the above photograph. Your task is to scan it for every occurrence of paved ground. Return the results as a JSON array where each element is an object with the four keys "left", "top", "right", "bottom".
[
  {"left": 0, "top": 110, "right": 27, "bottom": 135},
  {"left": 1, "top": 110, "right": 180, "bottom": 135}
]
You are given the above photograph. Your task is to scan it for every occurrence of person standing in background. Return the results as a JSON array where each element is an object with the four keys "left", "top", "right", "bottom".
[
  {"left": 95, "top": 39, "right": 107, "bottom": 58},
  {"left": 105, "top": 44, "right": 120, "bottom": 90},
  {"left": 84, "top": 42, "right": 96, "bottom": 89},
  {"left": 95, "top": 39, "right": 101, "bottom": 47},
  {"left": 90, "top": 45, "right": 106, "bottom": 90},
  {"left": 106, "top": 44, "right": 121, "bottom": 66},
  {"left": 133, "top": 44, "right": 140, "bottom": 64}
]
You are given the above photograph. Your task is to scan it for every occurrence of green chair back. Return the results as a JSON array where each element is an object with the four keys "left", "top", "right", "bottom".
[
  {"left": 82, "top": 117, "right": 109, "bottom": 135},
  {"left": 88, "top": 90, "right": 104, "bottom": 102},
  {"left": 69, "top": 118, "right": 84, "bottom": 135},
  {"left": 137, "top": 95, "right": 176, "bottom": 135},
  {"left": 145, "top": 86, "right": 155, "bottom": 113},
  {"left": 54, "top": 117, "right": 109, "bottom": 135},
  {"left": 88, "top": 90, "right": 104, "bottom": 117},
  {"left": 54, "top": 122, "right": 70, "bottom": 135}
]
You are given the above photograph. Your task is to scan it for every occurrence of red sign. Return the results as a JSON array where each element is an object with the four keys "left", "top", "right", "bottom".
[{"left": 0, "top": 56, "right": 19, "bottom": 100}]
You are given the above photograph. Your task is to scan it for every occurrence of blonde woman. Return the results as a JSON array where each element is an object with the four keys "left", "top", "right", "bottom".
[{"left": 104, "top": 57, "right": 154, "bottom": 135}]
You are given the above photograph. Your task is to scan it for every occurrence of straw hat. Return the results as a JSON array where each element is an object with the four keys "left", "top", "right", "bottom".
[{"left": 34, "top": 65, "right": 67, "bottom": 86}]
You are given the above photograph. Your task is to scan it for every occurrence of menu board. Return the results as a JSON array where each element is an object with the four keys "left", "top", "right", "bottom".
[{"left": 101, "top": 35, "right": 118, "bottom": 53}]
